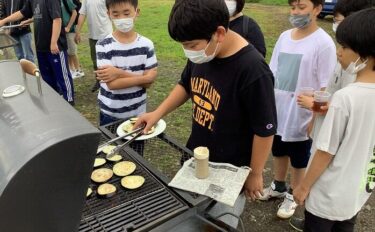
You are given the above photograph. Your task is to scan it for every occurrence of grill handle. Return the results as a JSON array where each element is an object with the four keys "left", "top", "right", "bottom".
[{"left": 19, "top": 59, "right": 42, "bottom": 95}]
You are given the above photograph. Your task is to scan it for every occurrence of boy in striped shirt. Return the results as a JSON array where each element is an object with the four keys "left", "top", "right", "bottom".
[{"left": 95, "top": 0, "right": 157, "bottom": 125}]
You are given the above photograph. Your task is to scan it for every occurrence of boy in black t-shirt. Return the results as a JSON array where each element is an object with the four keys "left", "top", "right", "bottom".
[
  {"left": 134, "top": 0, "right": 277, "bottom": 228},
  {"left": 0, "top": 0, "right": 74, "bottom": 104}
]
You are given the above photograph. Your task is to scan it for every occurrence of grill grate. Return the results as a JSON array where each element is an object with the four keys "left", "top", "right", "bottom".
[{"left": 79, "top": 132, "right": 188, "bottom": 232}]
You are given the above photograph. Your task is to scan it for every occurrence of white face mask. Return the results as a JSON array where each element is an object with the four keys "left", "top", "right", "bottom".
[
  {"left": 332, "top": 22, "right": 339, "bottom": 33},
  {"left": 183, "top": 41, "right": 219, "bottom": 64},
  {"left": 225, "top": 0, "right": 237, "bottom": 17},
  {"left": 345, "top": 57, "right": 368, "bottom": 74},
  {"left": 113, "top": 17, "right": 134, "bottom": 33}
]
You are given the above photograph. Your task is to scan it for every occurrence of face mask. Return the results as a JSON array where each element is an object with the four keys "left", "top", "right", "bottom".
[
  {"left": 332, "top": 22, "right": 339, "bottom": 33},
  {"left": 183, "top": 41, "right": 219, "bottom": 64},
  {"left": 345, "top": 57, "right": 368, "bottom": 74},
  {"left": 113, "top": 17, "right": 134, "bottom": 33},
  {"left": 289, "top": 14, "right": 311, "bottom": 28},
  {"left": 225, "top": 0, "right": 237, "bottom": 17}
]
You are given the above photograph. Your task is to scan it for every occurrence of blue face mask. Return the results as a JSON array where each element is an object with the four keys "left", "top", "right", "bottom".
[{"left": 289, "top": 14, "right": 311, "bottom": 28}]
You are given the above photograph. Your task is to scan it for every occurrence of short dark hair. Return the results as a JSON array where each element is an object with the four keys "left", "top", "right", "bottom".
[
  {"left": 105, "top": 0, "right": 138, "bottom": 10},
  {"left": 288, "top": 0, "right": 323, "bottom": 7},
  {"left": 168, "top": 0, "right": 229, "bottom": 42},
  {"left": 233, "top": 0, "right": 245, "bottom": 15},
  {"left": 333, "top": 0, "right": 374, "bottom": 17},
  {"left": 336, "top": 8, "right": 375, "bottom": 70}
]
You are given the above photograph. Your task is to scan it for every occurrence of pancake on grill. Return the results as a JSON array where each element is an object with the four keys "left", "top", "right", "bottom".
[
  {"left": 106, "top": 154, "right": 122, "bottom": 162},
  {"left": 97, "top": 183, "right": 117, "bottom": 198},
  {"left": 91, "top": 168, "right": 113, "bottom": 183},
  {"left": 113, "top": 161, "right": 136, "bottom": 177},
  {"left": 102, "top": 145, "right": 116, "bottom": 155},
  {"left": 94, "top": 158, "right": 106, "bottom": 168},
  {"left": 121, "top": 175, "right": 145, "bottom": 189}
]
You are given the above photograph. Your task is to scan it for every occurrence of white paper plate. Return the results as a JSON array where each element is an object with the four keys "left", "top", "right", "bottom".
[{"left": 116, "top": 119, "right": 166, "bottom": 140}]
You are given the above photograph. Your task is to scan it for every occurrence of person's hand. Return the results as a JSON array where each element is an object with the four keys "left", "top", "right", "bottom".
[
  {"left": 244, "top": 172, "right": 264, "bottom": 201},
  {"left": 316, "top": 104, "right": 329, "bottom": 115},
  {"left": 20, "top": 20, "right": 31, "bottom": 27},
  {"left": 95, "top": 65, "right": 123, "bottom": 82},
  {"left": 74, "top": 32, "right": 81, "bottom": 44},
  {"left": 133, "top": 111, "right": 161, "bottom": 135},
  {"left": 297, "top": 95, "right": 313, "bottom": 110},
  {"left": 50, "top": 42, "right": 59, "bottom": 54},
  {"left": 0, "top": 20, "right": 5, "bottom": 27},
  {"left": 65, "top": 26, "right": 70, "bottom": 33},
  {"left": 293, "top": 184, "right": 310, "bottom": 205}
]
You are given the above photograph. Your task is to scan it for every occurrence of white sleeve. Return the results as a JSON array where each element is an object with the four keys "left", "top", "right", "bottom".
[
  {"left": 315, "top": 93, "right": 349, "bottom": 155},
  {"left": 95, "top": 42, "right": 112, "bottom": 68},
  {"left": 316, "top": 42, "right": 337, "bottom": 89},
  {"left": 79, "top": 0, "right": 87, "bottom": 15},
  {"left": 269, "top": 36, "right": 281, "bottom": 76}
]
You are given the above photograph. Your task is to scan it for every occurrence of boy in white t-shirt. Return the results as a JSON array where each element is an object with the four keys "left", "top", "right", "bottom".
[
  {"left": 294, "top": 8, "right": 375, "bottom": 231},
  {"left": 258, "top": 0, "right": 336, "bottom": 219}
]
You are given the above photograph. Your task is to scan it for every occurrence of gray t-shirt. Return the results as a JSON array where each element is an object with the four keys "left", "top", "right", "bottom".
[{"left": 21, "top": 0, "right": 67, "bottom": 52}]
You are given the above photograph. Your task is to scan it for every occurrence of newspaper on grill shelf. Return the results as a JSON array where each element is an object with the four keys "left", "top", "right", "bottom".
[{"left": 168, "top": 158, "right": 251, "bottom": 207}]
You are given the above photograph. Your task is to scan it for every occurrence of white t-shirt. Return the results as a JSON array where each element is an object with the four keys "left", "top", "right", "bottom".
[
  {"left": 96, "top": 33, "right": 158, "bottom": 119},
  {"left": 269, "top": 28, "right": 336, "bottom": 141},
  {"left": 79, "top": 0, "right": 113, "bottom": 40},
  {"left": 310, "top": 63, "right": 356, "bottom": 141},
  {"left": 306, "top": 82, "right": 375, "bottom": 220}
]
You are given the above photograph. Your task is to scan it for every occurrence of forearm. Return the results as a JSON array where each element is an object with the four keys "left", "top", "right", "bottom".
[
  {"left": 250, "top": 135, "right": 274, "bottom": 174},
  {"left": 75, "top": 14, "right": 85, "bottom": 33},
  {"left": 22, "top": 18, "right": 33, "bottom": 23},
  {"left": 2, "top": 11, "right": 24, "bottom": 23},
  {"left": 300, "top": 150, "right": 333, "bottom": 190},
  {"left": 106, "top": 68, "right": 157, "bottom": 90},
  {"left": 66, "top": 10, "right": 77, "bottom": 29},
  {"left": 51, "top": 18, "right": 62, "bottom": 44},
  {"left": 154, "top": 84, "right": 189, "bottom": 118}
]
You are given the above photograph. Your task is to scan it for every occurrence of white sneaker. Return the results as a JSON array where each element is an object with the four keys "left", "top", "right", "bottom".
[
  {"left": 258, "top": 181, "right": 287, "bottom": 201},
  {"left": 76, "top": 69, "right": 85, "bottom": 78},
  {"left": 277, "top": 193, "right": 297, "bottom": 219}
]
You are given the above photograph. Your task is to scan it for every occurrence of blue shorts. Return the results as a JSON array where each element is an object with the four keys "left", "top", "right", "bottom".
[{"left": 272, "top": 135, "right": 312, "bottom": 169}]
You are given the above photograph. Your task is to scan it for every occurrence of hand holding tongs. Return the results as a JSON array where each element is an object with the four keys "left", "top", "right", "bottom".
[{"left": 104, "top": 124, "right": 145, "bottom": 158}]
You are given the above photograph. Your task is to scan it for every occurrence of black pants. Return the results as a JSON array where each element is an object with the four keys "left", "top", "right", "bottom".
[{"left": 304, "top": 210, "right": 357, "bottom": 232}]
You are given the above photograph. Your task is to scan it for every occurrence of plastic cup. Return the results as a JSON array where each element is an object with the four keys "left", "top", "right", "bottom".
[
  {"left": 298, "top": 87, "right": 314, "bottom": 97},
  {"left": 313, "top": 91, "right": 331, "bottom": 112}
]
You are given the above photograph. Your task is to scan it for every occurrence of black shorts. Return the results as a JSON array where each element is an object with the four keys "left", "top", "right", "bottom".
[
  {"left": 272, "top": 135, "right": 312, "bottom": 169},
  {"left": 304, "top": 210, "right": 357, "bottom": 232}
]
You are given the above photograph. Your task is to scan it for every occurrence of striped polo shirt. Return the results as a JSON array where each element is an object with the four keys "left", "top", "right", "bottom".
[{"left": 96, "top": 33, "right": 158, "bottom": 119}]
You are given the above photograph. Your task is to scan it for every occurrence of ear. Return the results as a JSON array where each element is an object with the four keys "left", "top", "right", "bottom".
[
  {"left": 313, "top": 4, "right": 323, "bottom": 17},
  {"left": 135, "top": 8, "right": 140, "bottom": 17},
  {"left": 214, "top": 26, "right": 227, "bottom": 43}
]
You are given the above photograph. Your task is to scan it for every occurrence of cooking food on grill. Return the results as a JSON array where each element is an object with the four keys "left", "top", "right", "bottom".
[
  {"left": 122, "top": 120, "right": 155, "bottom": 135},
  {"left": 113, "top": 161, "right": 136, "bottom": 176},
  {"left": 97, "top": 183, "right": 117, "bottom": 198},
  {"left": 87, "top": 188, "right": 93, "bottom": 197},
  {"left": 121, "top": 175, "right": 145, "bottom": 189},
  {"left": 91, "top": 168, "right": 113, "bottom": 183},
  {"left": 94, "top": 158, "right": 106, "bottom": 168},
  {"left": 106, "top": 154, "right": 122, "bottom": 162},
  {"left": 102, "top": 145, "right": 116, "bottom": 155}
]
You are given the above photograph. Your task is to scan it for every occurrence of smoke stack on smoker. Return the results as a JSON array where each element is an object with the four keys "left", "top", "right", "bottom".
[{"left": 19, "top": 59, "right": 42, "bottom": 94}]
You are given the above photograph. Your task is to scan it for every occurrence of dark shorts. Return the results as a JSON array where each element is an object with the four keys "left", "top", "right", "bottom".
[
  {"left": 272, "top": 135, "right": 312, "bottom": 168},
  {"left": 304, "top": 210, "right": 357, "bottom": 232}
]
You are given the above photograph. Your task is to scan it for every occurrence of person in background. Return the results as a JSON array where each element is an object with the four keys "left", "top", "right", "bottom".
[
  {"left": 0, "top": 0, "right": 35, "bottom": 62},
  {"left": 75, "top": 0, "right": 112, "bottom": 92},
  {"left": 289, "top": 0, "right": 375, "bottom": 230},
  {"left": 225, "top": 0, "right": 266, "bottom": 57},
  {"left": 294, "top": 8, "right": 375, "bottom": 232},
  {"left": 0, "top": 0, "right": 75, "bottom": 105},
  {"left": 95, "top": 0, "right": 157, "bottom": 126},
  {"left": 134, "top": 0, "right": 277, "bottom": 228},
  {"left": 258, "top": 0, "right": 336, "bottom": 220},
  {"left": 61, "top": 0, "right": 84, "bottom": 79}
]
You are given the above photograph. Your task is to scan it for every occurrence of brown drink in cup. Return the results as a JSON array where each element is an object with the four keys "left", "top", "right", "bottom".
[{"left": 313, "top": 91, "right": 331, "bottom": 113}]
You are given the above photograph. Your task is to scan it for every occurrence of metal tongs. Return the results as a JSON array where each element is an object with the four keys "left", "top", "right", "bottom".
[{"left": 102, "top": 124, "right": 145, "bottom": 159}]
